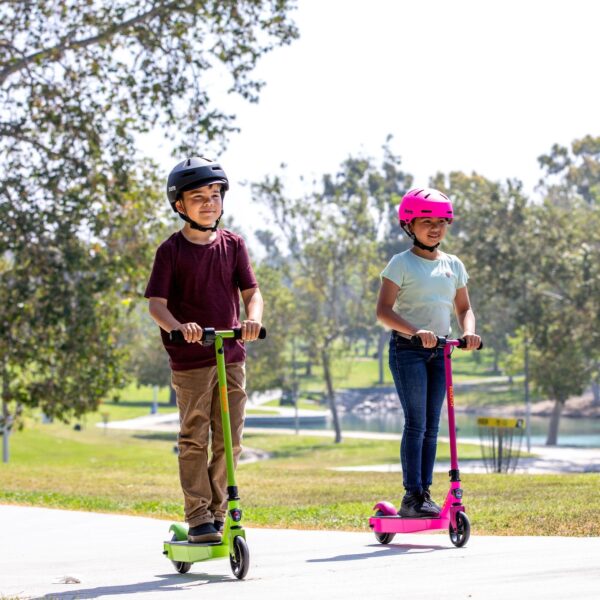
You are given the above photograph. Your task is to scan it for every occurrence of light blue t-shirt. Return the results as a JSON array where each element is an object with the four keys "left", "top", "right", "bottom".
[{"left": 381, "top": 250, "right": 469, "bottom": 336}]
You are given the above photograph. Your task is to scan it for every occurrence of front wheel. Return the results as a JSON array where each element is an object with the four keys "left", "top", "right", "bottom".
[
  {"left": 170, "top": 534, "right": 192, "bottom": 573},
  {"left": 374, "top": 510, "right": 395, "bottom": 544},
  {"left": 449, "top": 511, "right": 470, "bottom": 547},
  {"left": 230, "top": 535, "right": 250, "bottom": 579}
]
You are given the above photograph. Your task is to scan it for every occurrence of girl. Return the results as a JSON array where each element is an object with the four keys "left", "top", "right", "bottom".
[{"left": 376, "top": 188, "right": 480, "bottom": 517}]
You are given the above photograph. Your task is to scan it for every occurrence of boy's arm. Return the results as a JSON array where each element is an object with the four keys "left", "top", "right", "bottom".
[
  {"left": 148, "top": 297, "right": 203, "bottom": 343},
  {"left": 240, "top": 287, "right": 263, "bottom": 342}
]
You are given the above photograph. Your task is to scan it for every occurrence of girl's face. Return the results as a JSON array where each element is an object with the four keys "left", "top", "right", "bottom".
[
  {"left": 410, "top": 217, "right": 449, "bottom": 246},
  {"left": 177, "top": 183, "right": 223, "bottom": 226}
]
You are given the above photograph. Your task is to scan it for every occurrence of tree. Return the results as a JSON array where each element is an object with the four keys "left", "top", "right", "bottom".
[
  {"left": 252, "top": 147, "right": 407, "bottom": 442},
  {"left": 431, "top": 172, "right": 529, "bottom": 367},
  {"left": 244, "top": 262, "right": 296, "bottom": 396},
  {"left": 538, "top": 135, "right": 600, "bottom": 205},
  {"left": 0, "top": 1, "right": 299, "bottom": 454},
  {"left": 538, "top": 135, "right": 600, "bottom": 405}
]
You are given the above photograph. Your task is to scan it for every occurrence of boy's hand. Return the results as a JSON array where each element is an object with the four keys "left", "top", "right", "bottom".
[
  {"left": 241, "top": 319, "right": 262, "bottom": 342},
  {"left": 176, "top": 322, "right": 203, "bottom": 343}
]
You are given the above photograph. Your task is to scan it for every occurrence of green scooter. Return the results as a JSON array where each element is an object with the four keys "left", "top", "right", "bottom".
[{"left": 162, "top": 326, "right": 266, "bottom": 580}]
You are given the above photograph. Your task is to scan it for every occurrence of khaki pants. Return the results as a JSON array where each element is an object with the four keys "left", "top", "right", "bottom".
[{"left": 171, "top": 362, "right": 246, "bottom": 527}]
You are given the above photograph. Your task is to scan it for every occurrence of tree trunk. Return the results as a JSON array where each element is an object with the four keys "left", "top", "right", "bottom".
[
  {"left": 377, "top": 330, "right": 388, "bottom": 385},
  {"left": 321, "top": 348, "right": 342, "bottom": 443},
  {"left": 2, "top": 365, "right": 10, "bottom": 463},
  {"left": 545, "top": 398, "right": 564, "bottom": 446},
  {"left": 592, "top": 379, "right": 600, "bottom": 406}
]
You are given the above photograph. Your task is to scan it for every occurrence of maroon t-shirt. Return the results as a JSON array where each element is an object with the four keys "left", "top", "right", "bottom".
[{"left": 144, "top": 229, "right": 258, "bottom": 370}]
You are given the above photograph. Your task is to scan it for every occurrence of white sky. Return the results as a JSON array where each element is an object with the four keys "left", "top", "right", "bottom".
[{"left": 147, "top": 0, "right": 600, "bottom": 249}]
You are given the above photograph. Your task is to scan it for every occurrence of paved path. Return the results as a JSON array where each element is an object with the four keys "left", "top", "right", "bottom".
[{"left": 1, "top": 505, "right": 599, "bottom": 600}]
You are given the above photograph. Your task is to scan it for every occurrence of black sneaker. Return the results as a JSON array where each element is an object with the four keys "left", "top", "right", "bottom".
[
  {"left": 187, "top": 522, "right": 221, "bottom": 543},
  {"left": 398, "top": 491, "right": 439, "bottom": 518},
  {"left": 213, "top": 520, "right": 224, "bottom": 533},
  {"left": 422, "top": 489, "right": 441, "bottom": 513}
]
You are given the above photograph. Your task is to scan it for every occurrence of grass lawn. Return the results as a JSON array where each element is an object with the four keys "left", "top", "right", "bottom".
[{"left": 1, "top": 421, "right": 598, "bottom": 537}]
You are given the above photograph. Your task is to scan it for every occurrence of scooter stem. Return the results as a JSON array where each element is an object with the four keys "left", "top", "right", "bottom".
[
  {"left": 214, "top": 334, "right": 237, "bottom": 491},
  {"left": 444, "top": 341, "right": 460, "bottom": 474}
]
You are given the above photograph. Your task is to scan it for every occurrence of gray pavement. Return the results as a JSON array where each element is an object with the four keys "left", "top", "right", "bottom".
[{"left": 1, "top": 505, "right": 600, "bottom": 600}]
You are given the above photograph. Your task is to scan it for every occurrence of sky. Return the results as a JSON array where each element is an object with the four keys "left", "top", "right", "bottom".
[{"left": 147, "top": 0, "right": 600, "bottom": 249}]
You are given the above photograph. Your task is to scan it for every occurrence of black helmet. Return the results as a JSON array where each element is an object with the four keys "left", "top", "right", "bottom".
[{"left": 166, "top": 157, "right": 229, "bottom": 212}]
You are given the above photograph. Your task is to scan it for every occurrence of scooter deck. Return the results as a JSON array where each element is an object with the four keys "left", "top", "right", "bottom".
[
  {"left": 163, "top": 539, "right": 230, "bottom": 562},
  {"left": 369, "top": 514, "right": 450, "bottom": 534}
]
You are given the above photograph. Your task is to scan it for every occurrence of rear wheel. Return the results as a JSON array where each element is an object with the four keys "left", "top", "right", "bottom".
[
  {"left": 170, "top": 534, "right": 192, "bottom": 573},
  {"left": 374, "top": 510, "right": 395, "bottom": 544},
  {"left": 230, "top": 535, "right": 250, "bottom": 579},
  {"left": 449, "top": 511, "right": 470, "bottom": 547}
]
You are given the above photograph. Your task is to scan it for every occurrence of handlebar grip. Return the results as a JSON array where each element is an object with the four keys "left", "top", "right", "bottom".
[
  {"left": 410, "top": 335, "right": 483, "bottom": 350},
  {"left": 232, "top": 326, "right": 267, "bottom": 340},
  {"left": 169, "top": 327, "right": 267, "bottom": 343},
  {"left": 456, "top": 338, "right": 484, "bottom": 350},
  {"left": 410, "top": 335, "right": 446, "bottom": 348}
]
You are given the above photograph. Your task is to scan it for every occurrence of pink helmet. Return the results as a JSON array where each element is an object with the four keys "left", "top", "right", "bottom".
[{"left": 398, "top": 188, "right": 454, "bottom": 225}]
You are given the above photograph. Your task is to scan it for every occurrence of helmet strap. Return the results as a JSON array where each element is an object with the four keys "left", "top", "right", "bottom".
[
  {"left": 401, "top": 223, "right": 439, "bottom": 252},
  {"left": 175, "top": 198, "right": 223, "bottom": 232},
  {"left": 413, "top": 237, "right": 439, "bottom": 252}
]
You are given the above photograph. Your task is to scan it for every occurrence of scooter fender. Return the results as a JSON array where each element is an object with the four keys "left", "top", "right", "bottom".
[
  {"left": 373, "top": 501, "right": 397, "bottom": 516},
  {"left": 449, "top": 505, "right": 466, "bottom": 529}
]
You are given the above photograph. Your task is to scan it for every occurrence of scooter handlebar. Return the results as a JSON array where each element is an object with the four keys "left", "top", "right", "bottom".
[
  {"left": 169, "top": 326, "right": 267, "bottom": 343},
  {"left": 410, "top": 335, "right": 483, "bottom": 350}
]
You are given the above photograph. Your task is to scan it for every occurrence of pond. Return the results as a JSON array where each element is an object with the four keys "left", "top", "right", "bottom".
[{"left": 304, "top": 411, "right": 600, "bottom": 448}]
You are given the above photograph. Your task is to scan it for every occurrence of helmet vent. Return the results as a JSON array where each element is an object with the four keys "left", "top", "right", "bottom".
[{"left": 182, "top": 171, "right": 196, "bottom": 177}]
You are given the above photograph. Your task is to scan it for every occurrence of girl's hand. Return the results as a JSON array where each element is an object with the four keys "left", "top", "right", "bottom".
[
  {"left": 415, "top": 329, "right": 437, "bottom": 348},
  {"left": 241, "top": 319, "right": 262, "bottom": 342},
  {"left": 462, "top": 332, "right": 481, "bottom": 351},
  {"left": 176, "top": 322, "right": 203, "bottom": 343}
]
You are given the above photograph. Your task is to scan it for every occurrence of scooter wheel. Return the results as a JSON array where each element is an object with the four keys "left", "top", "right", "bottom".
[
  {"left": 449, "top": 511, "right": 470, "bottom": 547},
  {"left": 374, "top": 510, "right": 395, "bottom": 544},
  {"left": 230, "top": 535, "right": 250, "bottom": 579},
  {"left": 170, "top": 534, "right": 192, "bottom": 574}
]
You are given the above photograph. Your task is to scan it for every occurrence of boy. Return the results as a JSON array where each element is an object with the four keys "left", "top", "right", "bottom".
[{"left": 145, "top": 156, "right": 263, "bottom": 543}]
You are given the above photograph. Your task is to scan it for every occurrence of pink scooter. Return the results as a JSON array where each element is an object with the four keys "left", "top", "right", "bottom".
[{"left": 369, "top": 336, "right": 482, "bottom": 548}]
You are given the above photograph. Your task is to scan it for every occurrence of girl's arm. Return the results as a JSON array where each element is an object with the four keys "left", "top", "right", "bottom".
[
  {"left": 240, "top": 287, "right": 263, "bottom": 341},
  {"left": 376, "top": 277, "right": 437, "bottom": 348},
  {"left": 454, "top": 287, "right": 481, "bottom": 350}
]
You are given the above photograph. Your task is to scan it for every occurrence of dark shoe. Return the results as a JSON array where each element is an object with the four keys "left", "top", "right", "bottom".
[
  {"left": 398, "top": 491, "right": 439, "bottom": 518},
  {"left": 187, "top": 522, "right": 221, "bottom": 543},
  {"left": 213, "top": 520, "right": 224, "bottom": 533},
  {"left": 422, "top": 488, "right": 442, "bottom": 513}
]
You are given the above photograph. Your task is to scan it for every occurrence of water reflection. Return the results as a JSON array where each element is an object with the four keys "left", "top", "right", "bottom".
[{"left": 302, "top": 411, "right": 600, "bottom": 447}]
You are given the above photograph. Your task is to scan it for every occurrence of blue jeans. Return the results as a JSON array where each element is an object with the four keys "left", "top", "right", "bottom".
[{"left": 389, "top": 333, "right": 447, "bottom": 494}]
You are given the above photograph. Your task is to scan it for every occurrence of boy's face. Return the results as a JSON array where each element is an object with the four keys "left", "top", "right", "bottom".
[{"left": 176, "top": 183, "right": 223, "bottom": 226}]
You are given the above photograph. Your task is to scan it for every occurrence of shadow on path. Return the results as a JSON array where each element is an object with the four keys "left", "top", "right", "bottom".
[
  {"left": 32, "top": 572, "right": 237, "bottom": 600},
  {"left": 307, "top": 542, "right": 451, "bottom": 563}
]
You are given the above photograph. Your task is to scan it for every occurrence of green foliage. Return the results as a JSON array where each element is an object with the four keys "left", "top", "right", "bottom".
[
  {"left": 245, "top": 263, "right": 295, "bottom": 394},
  {"left": 252, "top": 144, "right": 410, "bottom": 440},
  {"left": 0, "top": 1, "right": 299, "bottom": 431}
]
